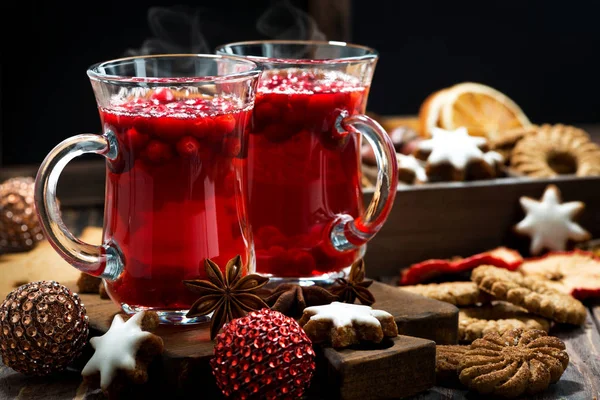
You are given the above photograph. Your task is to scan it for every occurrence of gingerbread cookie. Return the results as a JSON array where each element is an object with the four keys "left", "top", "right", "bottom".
[
  {"left": 514, "top": 184, "right": 590, "bottom": 255},
  {"left": 298, "top": 301, "right": 398, "bottom": 348},
  {"left": 77, "top": 272, "right": 103, "bottom": 294},
  {"left": 459, "top": 328, "right": 569, "bottom": 398},
  {"left": 396, "top": 153, "right": 428, "bottom": 184},
  {"left": 436, "top": 345, "right": 469, "bottom": 386},
  {"left": 81, "top": 311, "right": 164, "bottom": 398},
  {"left": 459, "top": 302, "right": 550, "bottom": 342},
  {"left": 400, "top": 282, "right": 487, "bottom": 306},
  {"left": 471, "top": 266, "right": 587, "bottom": 325},
  {"left": 482, "top": 150, "right": 505, "bottom": 177},
  {"left": 413, "top": 127, "right": 496, "bottom": 181},
  {"left": 519, "top": 250, "right": 600, "bottom": 300}
]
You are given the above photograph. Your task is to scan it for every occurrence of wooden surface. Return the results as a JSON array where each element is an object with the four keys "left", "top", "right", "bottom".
[
  {"left": 75, "top": 281, "right": 452, "bottom": 398},
  {"left": 363, "top": 175, "right": 600, "bottom": 278},
  {"left": 319, "top": 335, "right": 436, "bottom": 400},
  {"left": 0, "top": 215, "right": 600, "bottom": 398}
]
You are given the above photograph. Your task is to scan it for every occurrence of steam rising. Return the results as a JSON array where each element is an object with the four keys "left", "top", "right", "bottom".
[
  {"left": 126, "top": 1, "right": 326, "bottom": 58},
  {"left": 125, "top": 6, "right": 210, "bottom": 56},
  {"left": 256, "top": 0, "right": 326, "bottom": 41}
]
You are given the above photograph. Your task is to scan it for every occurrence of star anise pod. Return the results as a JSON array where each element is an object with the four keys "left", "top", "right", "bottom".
[
  {"left": 260, "top": 283, "right": 338, "bottom": 318},
  {"left": 183, "top": 255, "right": 270, "bottom": 340},
  {"left": 329, "top": 258, "right": 375, "bottom": 305}
]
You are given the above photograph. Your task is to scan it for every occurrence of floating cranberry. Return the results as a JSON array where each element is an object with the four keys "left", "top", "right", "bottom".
[
  {"left": 214, "top": 114, "right": 237, "bottom": 136},
  {"left": 262, "top": 124, "right": 292, "bottom": 143},
  {"left": 176, "top": 136, "right": 201, "bottom": 158},
  {"left": 191, "top": 118, "right": 214, "bottom": 140},
  {"left": 254, "top": 101, "right": 281, "bottom": 122},
  {"left": 123, "top": 127, "right": 149, "bottom": 151},
  {"left": 144, "top": 140, "right": 174, "bottom": 164},
  {"left": 223, "top": 137, "right": 242, "bottom": 158},
  {"left": 150, "top": 87, "right": 175, "bottom": 103}
]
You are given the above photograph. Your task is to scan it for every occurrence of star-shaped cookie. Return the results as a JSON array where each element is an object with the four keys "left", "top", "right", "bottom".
[
  {"left": 514, "top": 184, "right": 590, "bottom": 255},
  {"left": 298, "top": 302, "right": 398, "bottom": 348},
  {"left": 81, "top": 311, "right": 164, "bottom": 393},
  {"left": 417, "top": 127, "right": 487, "bottom": 169}
]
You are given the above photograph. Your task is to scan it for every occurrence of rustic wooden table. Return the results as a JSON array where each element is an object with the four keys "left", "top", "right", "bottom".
[{"left": 0, "top": 208, "right": 599, "bottom": 399}]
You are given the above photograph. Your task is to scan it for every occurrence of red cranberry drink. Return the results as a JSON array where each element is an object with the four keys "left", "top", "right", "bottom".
[
  {"left": 100, "top": 88, "right": 252, "bottom": 310},
  {"left": 249, "top": 69, "right": 368, "bottom": 277},
  {"left": 34, "top": 55, "right": 260, "bottom": 323},
  {"left": 217, "top": 41, "right": 398, "bottom": 282}
]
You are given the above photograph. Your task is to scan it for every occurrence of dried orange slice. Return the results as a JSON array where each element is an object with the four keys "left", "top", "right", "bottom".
[
  {"left": 439, "top": 82, "right": 531, "bottom": 139},
  {"left": 417, "top": 88, "right": 450, "bottom": 138}
]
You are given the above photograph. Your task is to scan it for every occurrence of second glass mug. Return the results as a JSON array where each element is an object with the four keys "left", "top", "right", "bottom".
[
  {"left": 34, "top": 55, "right": 261, "bottom": 324},
  {"left": 216, "top": 40, "right": 398, "bottom": 282}
]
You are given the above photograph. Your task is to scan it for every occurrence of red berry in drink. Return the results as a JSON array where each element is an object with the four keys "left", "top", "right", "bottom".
[
  {"left": 150, "top": 87, "right": 175, "bottom": 103},
  {"left": 144, "top": 140, "right": 174, "bottom": 164},
  {"left": 124, "top": 127, "right": 148, "bottom": 151},
  {"left": 214, "top": 114, "right": 237, "bottom": 135},
  {"left": 223, "top": 137, "right": 241, "bottom": 157},
  {"left": 191, "top": 118, "right": 214, "bottom": 140},
  {"left": 262, "top": 124, "right": 290, "bottom": 143},
  {"left": 176, "top": 136, "right": 201, "bottom": 158}
]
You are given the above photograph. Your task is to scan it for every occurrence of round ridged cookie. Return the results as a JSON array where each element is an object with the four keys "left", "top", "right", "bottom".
[
  {"left": 459, "top": 328, "right": 569, "bottom": 398},
  {"left": 436, "top": 345, "right": 470, "bottom": 386},
  {"left": 471, "top": 266, "right": 586, "bottom": 325}
]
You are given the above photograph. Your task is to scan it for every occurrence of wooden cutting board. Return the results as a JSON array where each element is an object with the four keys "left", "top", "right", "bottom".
[
  {"left": 73, "top": 280, "right": 455, "bottom": 399},
  {"left": 1, "top": 225, "right": 457, "bottom": 399}
]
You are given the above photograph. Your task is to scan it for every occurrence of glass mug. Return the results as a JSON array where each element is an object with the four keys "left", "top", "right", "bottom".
[
  {"left": 34, "top": 55, "right": 261, "bottom": 324},
  {"left": 216, "top": 41, "right": 398, "bottom": 282}
]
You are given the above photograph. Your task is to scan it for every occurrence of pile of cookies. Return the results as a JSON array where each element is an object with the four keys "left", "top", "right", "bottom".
[
  {"left": 362, "top": 82, "right": 600, "bottom": 187},
  {"left": 401, "top": 265, "right": 582, "bottom": 397},
  {"left": 394, "top": 182, "right": 600, "bottom": 396}
]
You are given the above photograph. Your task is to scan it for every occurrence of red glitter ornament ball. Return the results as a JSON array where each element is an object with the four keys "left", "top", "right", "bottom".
[{"left": 210, "top": 308, "right": 316, "bottom": 400}]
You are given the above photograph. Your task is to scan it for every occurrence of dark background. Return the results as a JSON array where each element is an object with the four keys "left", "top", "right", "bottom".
[{"left": 2, "top": 0, "right": 600, "bottom": 166}]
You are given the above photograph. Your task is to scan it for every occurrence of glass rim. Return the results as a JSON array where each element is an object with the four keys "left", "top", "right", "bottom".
[
  {"left": 215, "top": 40, "right": 378, "bottom": 64},
  {"left": 86, "top": 53, "right": 262, "bottom": 84}
]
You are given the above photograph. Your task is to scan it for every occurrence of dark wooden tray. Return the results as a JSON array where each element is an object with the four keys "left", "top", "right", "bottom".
[{"left": 362, "top": 175, "right": 600, "bottom": 278}]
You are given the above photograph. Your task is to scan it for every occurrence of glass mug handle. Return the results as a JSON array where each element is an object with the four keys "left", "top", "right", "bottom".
[
  {"left": 329, "top": 111, "right": 398, "bottom": 252},
  {"left": 34, "top": 132, "right": 124, "bottom": 280}
]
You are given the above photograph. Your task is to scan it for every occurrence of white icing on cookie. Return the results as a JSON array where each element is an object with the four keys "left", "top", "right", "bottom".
[
  {"left": 418, "top": 127, "right": 487, "bottom": 169},
  {"left": 515, "top": 185, "right": 590, "bottom": 255},
  {"left": 483, "top": 151, "right": 504, "bottom": 167},
  {"left": 81, "top": 312, "right": 152, "bottom": 389},
  {"left": 397, "top": 154, "right": 428, "bottom": 182},
  {"left": 303, "top": 301, "right": 392, "bottom": 328}
]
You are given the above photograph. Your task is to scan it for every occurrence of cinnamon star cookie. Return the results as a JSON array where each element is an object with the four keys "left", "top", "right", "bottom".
[
  {"left": 471, "top": 266, "right": 586, "bottom": 325},
  {"left": 298, "top": 302, "right": 398, "bottom": 348},
  {"left": 459, "top": 328, "right": 569, "bottom": 398}
]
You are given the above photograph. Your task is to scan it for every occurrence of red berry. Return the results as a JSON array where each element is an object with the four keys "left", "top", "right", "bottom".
[
  {"left": 124, "top": 127, "right": 148, "bottom": 151},
  {"left": 223, "top": 137, "right": 241, "bottom": 157},
  {"left": 150, "top": 87, "right": 175, "bottom": 103},
  {"left": 153, "top": 116, "right": 189, "bottom": 142},
  {"left": 144, "top": 140, "right": 174, "bottom": 164},
  {"left": 176, "top": 136, "right": 200, "bottom": 158},
  {"left": 191, "top": 118, "right": 214, "bottom": 140},
  {"left": 262, "top": 124, "right": 291, "bottom": 143},
  {"left": 214, "top": 114, "right": 237, "bottom": 135}
]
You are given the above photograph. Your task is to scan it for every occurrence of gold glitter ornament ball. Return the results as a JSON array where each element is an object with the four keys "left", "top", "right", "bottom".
[
  {"left": 0, "top": 177, "right": 44, "bottom": 252},
  {"left": 0, "top": 281, "right": 89, "bottom": 375}
]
